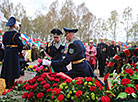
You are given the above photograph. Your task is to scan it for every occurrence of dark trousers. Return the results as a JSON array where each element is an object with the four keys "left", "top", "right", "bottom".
[
  {"left": 5, "top": 79, "right": 15, "bottom": 89},
  {"left": 98, "top": 58, "right": 106, "bottom": 77}
]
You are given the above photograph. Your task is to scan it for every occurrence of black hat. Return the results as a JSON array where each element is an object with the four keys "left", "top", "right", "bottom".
[
  {"left": 6, "top": 17, "right": 16, "bottom": 26},
  {"left": 50, "top": 28, "right": 63, "bottom": 36},
  {"left": 63, "top": 27, "right": 78, "bottom": 33}
]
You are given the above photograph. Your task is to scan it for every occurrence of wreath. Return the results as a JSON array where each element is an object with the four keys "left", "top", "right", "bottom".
[{"left": 104, "top": 47, "right": 138, "bottom": 90}]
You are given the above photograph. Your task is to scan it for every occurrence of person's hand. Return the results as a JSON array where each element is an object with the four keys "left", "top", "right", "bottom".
[
  {"left": 106, "top": 58, "right": 109, "bottom": 62},
  {"left": 90, "top": 55, "right": 94, "bottom": 57},
  {"left": 42, "top": 59, "right": 51, "bottom": 66}
]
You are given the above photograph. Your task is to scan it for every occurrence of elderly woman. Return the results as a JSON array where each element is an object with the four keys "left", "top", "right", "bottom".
[{"left": 85, "top": 40, "right": 97, "bottom": 70}]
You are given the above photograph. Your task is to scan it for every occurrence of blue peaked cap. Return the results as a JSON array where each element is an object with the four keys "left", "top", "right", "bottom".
[
  {"left": 6, "top": 17, "right": 16, "bottom": 26},
  {"left": 63, "top": 27, "right": 78, "bottom": 33}
]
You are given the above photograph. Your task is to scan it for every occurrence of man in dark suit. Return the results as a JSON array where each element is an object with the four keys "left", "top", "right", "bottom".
[
  {"left": 97, "top": 38, "right": 109, "bottom": 77},
  {"left": 1, "top": 17, "right": 23, "bottom": 89}
]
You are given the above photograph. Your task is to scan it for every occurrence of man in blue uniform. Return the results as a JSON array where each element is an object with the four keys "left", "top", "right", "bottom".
[
  {"left": 0, "top": 17, "right": 24, "bottom": 89},
  {"left": 43, "top": 27, "right": 103, "bottom": 85},
  {"left": 45, "top": 28, "right": 67, "bottom": 73}
]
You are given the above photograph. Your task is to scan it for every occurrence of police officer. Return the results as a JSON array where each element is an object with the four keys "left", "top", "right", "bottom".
[
  {"left": 45, "top": 28, "right": 67, "bottom": 73},
  {"left": 0, "top": 17, "right": 23, "bottom": 89},
  {"left": 43, "top": 27, "right": 103, "bottom": 85},
  {"left": 97, "top": 38, "right": 109, "bottom": 77}
]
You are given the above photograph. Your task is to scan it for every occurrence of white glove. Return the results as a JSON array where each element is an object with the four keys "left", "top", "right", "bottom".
[{"left": 42, "top": 59, "right": 51, "bottom": 66}]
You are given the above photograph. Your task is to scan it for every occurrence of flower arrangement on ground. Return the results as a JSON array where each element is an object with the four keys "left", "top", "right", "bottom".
[
  {"left": 51, "top": 77, "right": 105, "bottom": 102},
  {"left": 110, "top": 63, "right": 138, "bottom": 101},
  {"left": 21, "top": 72, "right": 69, "bottom": 102}
]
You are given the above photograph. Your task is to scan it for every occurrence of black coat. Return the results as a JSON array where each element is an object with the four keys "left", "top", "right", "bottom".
[
  {"left": 46, "top": 41, "right": 67, "bottom": 73},
  {"left": 1, "top": 30, "right": 23, "bottom": 79}
]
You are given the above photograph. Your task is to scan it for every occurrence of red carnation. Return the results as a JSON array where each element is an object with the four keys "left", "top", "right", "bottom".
[
  {"left": 101, "top": 96, "right": 111, "bottom": 102},
  {"left": 17, "top": 80, "right": 22, "bottom": 84},
  {"left": 55, "top": 89, "right": 61, "bottom": 95},
  {"left": 33, "top": 76, "right": 39, "bottom": 79},
  {"left": 27, "top": 92, "right": 34, "bottom": 99},
  {"left": 90, "top": 86, "right": 96, "bottom": 92},
  {"left": 2, "top": 91, "right": 7, "bottom": 95},
  {"left": 60, "top": 76, "right": 66, "bottom": 80},
  {"left": 58, "top": 94, "right": 64, "bottom": 101},
  {"left": 121, "top": 78, "right": 131, "bottom": 86},
  {"left": 75, "top": 90, "right": 83, "bottom": 98},
  {"left": 28, "top": 79, "right": 36, "bottom": 84},
  {"left": 135, "top": 84, "right": 138, "bottom": 92},
  {"left": 124, "top": 69, "right": 134, "bottom": 76},
  {"left": 40, "top": 74, "right": 46, "bottom": 78},
  {"left": 86, "top": 77, "right": 93, "bottom": 82},
  {"left": 51, "top": 95, "right": 54, "bottom": 99},
  {"left": 43, "top": 83, "right": 50, "bottom": 89},
  {"left": 32, "top": 83, "right": 37, "bottom": 89},
  {"left": 66, "top": 78, "right": 72, "bottom": 83},
  {"left": 49, "top": 77, "right": 55, "bottom": 81},
  {"left": 113, "top": 55, "right": 121, "bottom": 61},
  {"left": 22, "top": 92, "right": 28, "bottom": 99},
  {"left": 23, "top": 80, "right": 27, "bottom": 83},
  {"left": 55, "top": 78, "right": 60, "bottom": 82},
  {"left": 123, "top": 49, "right": 130, "bottom": 57},
  {"left": 23, "top": 83, "right": 29, "bottom": 88},
  {"left": 37, "top": 92, "right": 44, "bottom": 99},
  {"left": 135, "top": 69, "right": 138, "bottom": 73},
  {"left": 46, "top": 88, "right": 51, "bottom": 93},
  {"left": 107, "top": 62, "right": 115, "bottom": 67},
  {"left": 130, "top": 63, "right": 136, "bottom": 68},
  {"left": 76, "top": 80, "right": 83, "bottom": 85},
  {"left": 125, "top": 87, "right": 135, "bottom": 94},
  {"left": 37, "top": 77, "right": 44, "bottom": 82},
  {"left": 52, "top": 83, "right": 57, "bottom": 87},
  {"left": 41, "top": 81, "right": 47, "bottom": 84},
  {"left": 25, "top": 85, "right": 32, "bottom": 90}
]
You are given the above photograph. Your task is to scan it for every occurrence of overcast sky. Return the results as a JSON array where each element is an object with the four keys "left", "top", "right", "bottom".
[
  {"left": 10, "top": 0, "right": 138, "bottom": 19},
  {"left": 8, "top": 0, "right": 138, "bottom": 42}
]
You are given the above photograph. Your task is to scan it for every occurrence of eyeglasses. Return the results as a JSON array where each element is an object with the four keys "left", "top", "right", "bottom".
[{"left": 54, "top": 36, "right": 59, "bottom": 38}]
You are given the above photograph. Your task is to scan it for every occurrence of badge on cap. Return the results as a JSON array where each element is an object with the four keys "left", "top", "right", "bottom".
[{"left": 69, "top": 48, "right": 74, "bottom": 54}]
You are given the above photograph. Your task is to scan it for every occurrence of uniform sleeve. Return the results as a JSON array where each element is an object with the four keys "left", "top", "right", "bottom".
[
  {"left": 51, "top": 43, "right": 80, "bottom": 68},
  {"left": 14, "top": 33, "right": 24, "bottom": 52}
]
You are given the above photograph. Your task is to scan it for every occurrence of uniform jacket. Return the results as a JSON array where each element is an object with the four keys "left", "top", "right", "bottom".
[
  {"left": 1, "top": 28, "right": 23, "bottom": 79},
  {"left": 51, "top": 37, "right": 95, "bottom": 78},
  {"left": 46, "top": 40, "right": 67, "bottom": 73}
]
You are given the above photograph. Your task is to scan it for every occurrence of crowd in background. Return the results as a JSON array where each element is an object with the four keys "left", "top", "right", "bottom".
[{"left": 0, "top": 38, "right": 138, "bottom": 78}]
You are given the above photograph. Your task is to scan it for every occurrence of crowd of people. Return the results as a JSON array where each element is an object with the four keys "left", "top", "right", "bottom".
[{"left": 0, "top": 16, "right": 138, "bottom": 89}]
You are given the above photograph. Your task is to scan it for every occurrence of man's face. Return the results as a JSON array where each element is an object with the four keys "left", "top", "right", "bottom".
[
  {"left": 111, "top": 40, "right": 115, "bottom": 45},
  {"left": 65, "top": 32, "right": 71, "bottom": 41},
  {"left": 53, "top": 36, "right": 60, "bottom": 43},
  {"left": 100, "top": 39, "right": 104, "bottom": 43}
]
